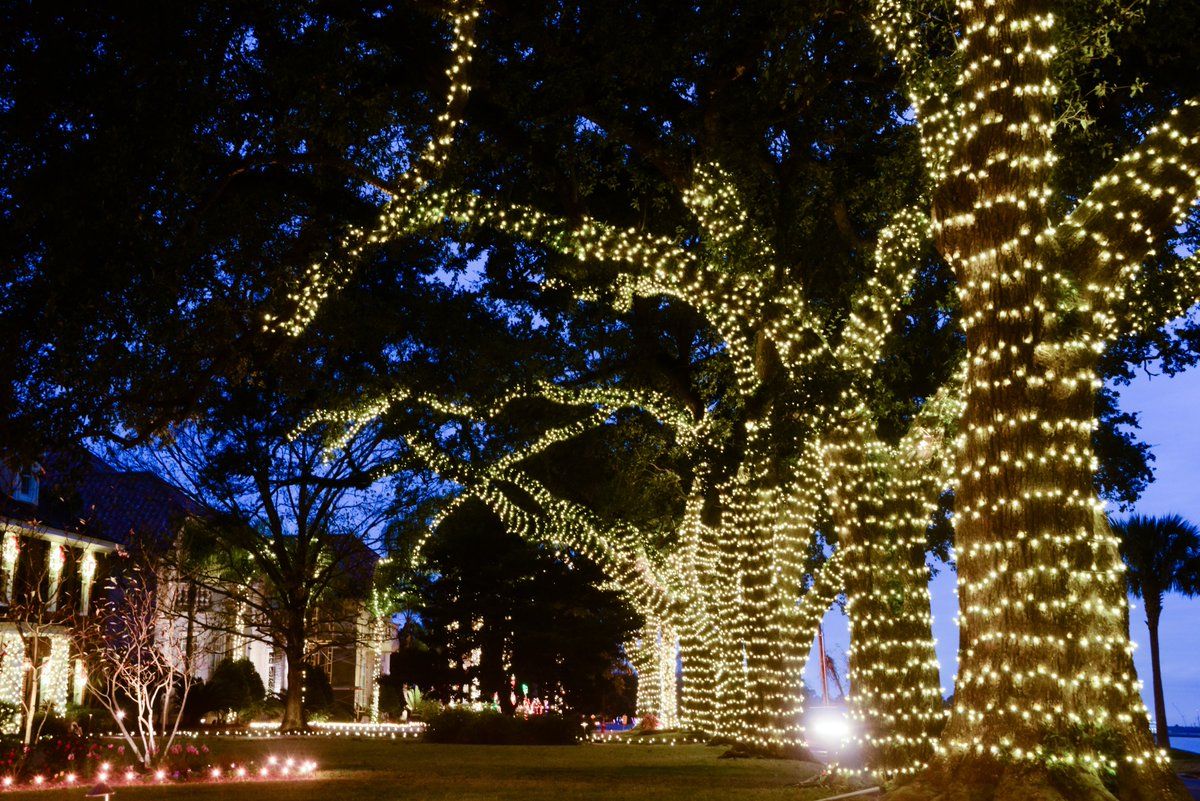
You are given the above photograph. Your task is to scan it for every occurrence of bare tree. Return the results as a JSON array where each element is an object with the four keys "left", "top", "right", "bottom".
[
  {"left": 129, "top": 421, "right": 400, "bottom": 731},
  {"left": 76, "top": 562, "right": 194, "bottom": 769}
]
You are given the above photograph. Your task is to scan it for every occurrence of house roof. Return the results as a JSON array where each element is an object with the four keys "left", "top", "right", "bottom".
[
  {"left": 1, "top": 449, "right": 211, "bottom": 550},
  {"left": 325, "top": 532, "right": 381, "bottom": 597}
]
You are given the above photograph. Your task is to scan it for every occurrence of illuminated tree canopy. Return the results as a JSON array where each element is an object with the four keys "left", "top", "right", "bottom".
[{"left": 3, "top": 1, "right": 1200, "bottom": 797}]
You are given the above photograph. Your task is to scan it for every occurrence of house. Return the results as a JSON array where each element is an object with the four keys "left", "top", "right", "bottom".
[
  {"left": 0, "top": 450, "right": 393, "bottom": 729},
  {"left": 0, "top": 456, "right": 118, "bottom": 730}
]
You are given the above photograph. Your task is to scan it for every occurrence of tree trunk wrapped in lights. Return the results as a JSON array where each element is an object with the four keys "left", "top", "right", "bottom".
[
  {"left": 871, "top": 0, "right": 1200, "bottom": 796},
  {"left": 674, "top": 489, "right": 721, "bottom": 735},
  {"left": 630, "top": 616, "right": 679, "bottom": 728},
  {"left": 821, "top": 388, "right": 958, "bottom": 779},
  {"left": 291, "top": 178, "right": 943, "bottom": 757}
]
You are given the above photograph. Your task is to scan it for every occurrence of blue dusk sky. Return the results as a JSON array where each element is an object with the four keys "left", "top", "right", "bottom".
[{"left": 807, "top": 369, "right": 1200, "bottom": 727}]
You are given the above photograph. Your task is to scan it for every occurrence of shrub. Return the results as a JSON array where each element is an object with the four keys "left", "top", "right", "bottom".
[
  {"left": 201, "top": 659, "right": 266, "bottom": 716},
  {"left": 411, "top": 697, "right": 443, "bottom": 721},
  {"left": 423, "top": 708, "right": 578, "bottom": 745},
  {"left": 376, "top": 681, "right": 404, "bottom": 720},
  {"left": 634, "top": 713, "right": 660, "bottom": 733},
  {"left": 0, "top": 702, "right": 18, "bottom": 735},
  {"left": 64, "top": 704, "right": 114, "bottom": 735},
  {"left": 398, "top": 686, "right": 442, "bottom": 721},
  {"left": 245, "top": 696, "right": 284, "bottom": 722},
  {"left": 301, "top": 664, "right": 335, "bottom": 715}
]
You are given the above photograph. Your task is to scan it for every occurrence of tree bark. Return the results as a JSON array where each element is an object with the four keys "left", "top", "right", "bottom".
[
  {"left": 280, "top": 614, "right": 308, "bottom": 733},
  {"left": 824, "top": 423, "right": 945, "bottom": 779},
  {"left": 632, "top": 618, "right": 669, "bottom": 725},
  {"left": 280, "top": 652, "right": 306, "bottom": 732},
  {"left": 720, "top": 427, "right": 814, "bottom": 757},
  {"left": 878, "top": 0, "right": 1191, "bottom": 795},
  {"left": 676, "top": 496, "right": 720, "bottom": 735}
]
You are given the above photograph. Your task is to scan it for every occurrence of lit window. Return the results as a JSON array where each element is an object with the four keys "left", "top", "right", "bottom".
[{"left": 12, "top": 471, "right": 38, "bottom": 505}]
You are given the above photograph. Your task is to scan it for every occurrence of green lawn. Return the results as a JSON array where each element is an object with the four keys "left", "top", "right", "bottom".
[
  {"left": 3, "top": 738, "right": 1198, "bottom": 801},
  {"left": 0, "top": 737, "right": 835, "bottom": 801}
]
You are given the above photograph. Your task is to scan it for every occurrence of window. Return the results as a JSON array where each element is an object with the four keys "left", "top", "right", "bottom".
[
  {"left": 12, "top": 471, "right": 38, "bottom": 505},
  {"left": 195, "top": 586, "right": 212, "bottom": 611}
]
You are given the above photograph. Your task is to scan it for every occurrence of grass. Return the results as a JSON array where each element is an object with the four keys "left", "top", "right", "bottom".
[
  {"left": 6, "top": 737, "right": 1195, "bottom": 800},
  {"left": 0, "top": 737, "right": 835, "bottom": 801}
]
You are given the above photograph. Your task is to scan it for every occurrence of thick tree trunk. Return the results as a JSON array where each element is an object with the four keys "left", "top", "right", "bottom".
[
  {"left": 694, "top": 422, "right": 830, "bottom": 759},
  {"left": 825, "top": 424, "right": 945, "bottom": 779},
  {"left": 673, "top": 491, "right": 717, "bottom": 735},
  {"left": 280, "top": 619, "right": 308, "bottom": 733},
  {"left": 677, "top": 596, "right": 718, "bottom": 734},
  {"left": 280, "top": 654, "right": 306, "bottom": 732},
  {"left": 632, "top": 617, "right": 678, "bottom": 727},
  {"left": 885, "top": 0, "right": 1190, "bottom": 796},
  {"left": 1145, "top": 604, "right": 1169, "bottom": 749},
  {"left": 906, "top": 340, "right": 1185, "bottom": 798},
  {"left": 721, "top": 426, "right": 813, "bottom": 757},
  {"left": 479, "top": 615, "right": 512, "bottom": 713}
]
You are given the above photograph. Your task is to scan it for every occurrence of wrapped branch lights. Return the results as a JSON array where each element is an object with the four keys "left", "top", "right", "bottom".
[{"left": 271, "top": 0, "right": 965, "bottom": 774}]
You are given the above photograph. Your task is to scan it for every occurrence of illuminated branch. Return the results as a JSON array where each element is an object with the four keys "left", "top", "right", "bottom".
[
  {"left": 682, "top": 163, "right": 776, "bottom": 270},
  {"left": 387, "top": 409, "right": 677, "bottom": 616},
  {"left": 378, "top": 186, "right": 764, "bottom": 390},
  {"left": 533, "top": 381, "right": 703, "bottom": 443},
  {"left": 1056, "top": 98, "right": 1200, "bottom": 328},
  {"left": 832, "top": 207, "right": 930, "bottom": 374},
  {"left": 896, "top": 372, "right": 965, "bottom": 483},
  {"left": 265, "top": 3, "right": 481, "bottom": 337},
  {"left": 792, "top": 547, "right": 846, "bottom": 672},
  {"left": 869, "top": 0, "right": 963, "bottom": 188},
  {"left": 300, "top": 372, "right": 702, "bottom": 462},
  {"left": 1115, "top": 252, "right": 1200, "bottom": 337},
  {"left": 485, "top": 466, "right": 674, "bottom": 616}
]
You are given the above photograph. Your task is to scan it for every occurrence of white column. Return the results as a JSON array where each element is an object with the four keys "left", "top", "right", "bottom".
[
  {"left": 1, "top": 532, "right": 18, "bottom": 602},
  {"left": 79, "top": 551, "right": 97, "bottom": 615},
  {"left": 0, "top": 630, "right": 24, "bottom": 734},
  {"left": 46, "top": 545, "right": 65, "bottom": 612}
]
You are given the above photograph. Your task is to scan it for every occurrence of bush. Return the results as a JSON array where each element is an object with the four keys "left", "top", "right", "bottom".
[
  {"left": 0, "top": 702, "right": 18, "bottom": 735},
  {"left": 423, "top": 708, "right": 578, "bottom": 745},
  {"left": 28, "top": 709, "right": 71, "bottom": 740},
  {"left": 376, "top": 681, "right": 404, "bottom": 720},
  {"left": 245, "top": 696, "right": 284, "bottom": 722},
  {"left": 396, "top": 686, "right": 442, "bottom": 721},
  {"left": 634, "top": 713, "right": 660, "bottom": 732},
  {"left": 198, "top": 659, "right": 265, "bottom": 717},
  {"left": 65, "top": 704, "right": 115, "bottom": 735},
  {"left": 301, "top": 663, "right": 335, "bottom": 715},
  {"left": 411, "top": 697, "right": 442, "bottom": 721}
]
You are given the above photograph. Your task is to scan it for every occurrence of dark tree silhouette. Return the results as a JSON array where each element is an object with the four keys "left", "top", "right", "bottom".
[{"left": 1113, "top": 513, "right": 1200, "bottom": 749}]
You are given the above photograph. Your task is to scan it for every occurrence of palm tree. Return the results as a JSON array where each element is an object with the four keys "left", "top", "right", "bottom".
[{"left": 1112, "top": 513, "right": 1200, "bottom": 749}]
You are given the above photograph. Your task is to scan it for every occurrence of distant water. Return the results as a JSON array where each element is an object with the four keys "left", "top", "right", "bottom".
[
  {"left": 1168, "top": 728, "right": 1200, "bottom": 753},
  {"left": 1174, "top": 735, "right": 1200, "bottom": 753}
]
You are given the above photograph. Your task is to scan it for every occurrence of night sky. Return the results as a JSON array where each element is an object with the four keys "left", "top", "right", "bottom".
[{"left": 809, "top": 369, "right": 1200, "bottom": 727}]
